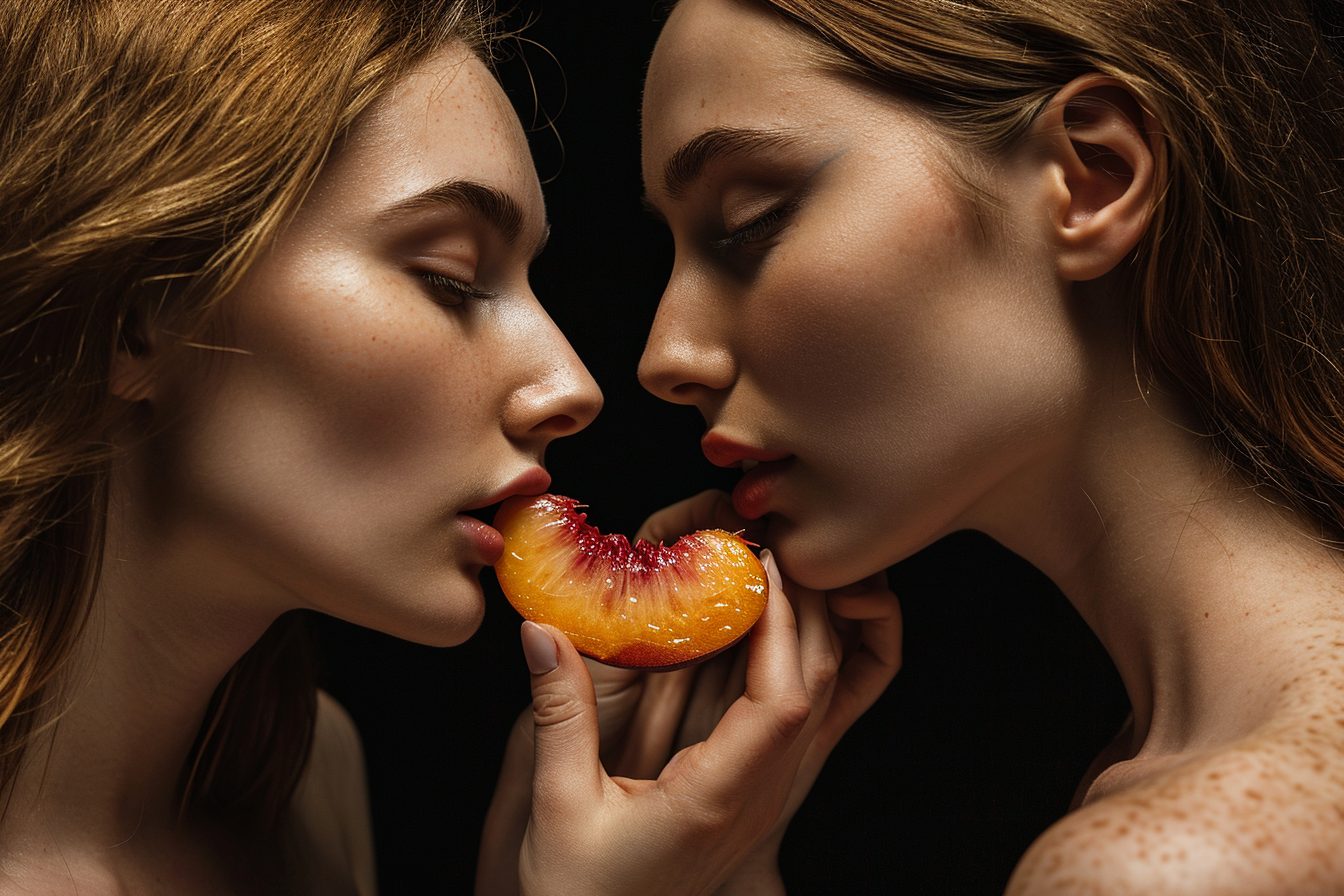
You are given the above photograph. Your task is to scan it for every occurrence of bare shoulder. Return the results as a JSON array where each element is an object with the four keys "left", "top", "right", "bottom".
[
  {"left": 289, "top": 689, "right": 378, "bottom": 896},
  {"left": 1006, "top": 720, "right": 1344, "bottom": 895},
  {"left": 304, "top": 689, "right": 369, "bottom": 793}
]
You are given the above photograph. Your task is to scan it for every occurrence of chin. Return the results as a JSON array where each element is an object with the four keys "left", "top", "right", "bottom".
[
  {"left": 765, "top": 517, "right": 849, "bottom": 590},
  {"left": 365, "top": 576, "right": 487, "bottom": 648},
  {"left": 768, "top": 514, "right": 905, "bottom": 591}
]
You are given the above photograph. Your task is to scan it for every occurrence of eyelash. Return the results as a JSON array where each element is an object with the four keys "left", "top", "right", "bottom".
[
  {"left": 418, "top": 271, "right": 496, "bottom": 307},
  {"left": 710, "top": 195, "right": 803, "bottom": 251}
]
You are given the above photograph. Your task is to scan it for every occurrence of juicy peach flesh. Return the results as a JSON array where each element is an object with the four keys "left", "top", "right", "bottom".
[{"left": 493, "top": 494, "right": 768, "bottom": 669}]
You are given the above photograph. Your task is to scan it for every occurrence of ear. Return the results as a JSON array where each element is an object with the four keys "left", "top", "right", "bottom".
[
  {"left": 109, "top": 307, "right": 158, "bottom": 402},
  {"left": 1034, "top": 75, "right": 1164, "bottom": 282}
]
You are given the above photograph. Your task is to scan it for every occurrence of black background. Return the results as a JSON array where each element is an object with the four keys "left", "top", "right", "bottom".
[{"left": 313, "top": 3, "right": 1131, "bottom": 893}]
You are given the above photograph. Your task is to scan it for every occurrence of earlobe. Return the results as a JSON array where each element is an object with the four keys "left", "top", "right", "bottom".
[{"left": 1036, "top": 75, "right": 1164, "bottom": 282}]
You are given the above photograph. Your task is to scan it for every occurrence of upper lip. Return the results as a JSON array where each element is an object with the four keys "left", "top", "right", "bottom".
[
  {"left": 700, "top": 431, "right": 792, "bottom": 469},
  {"left": 462, "top": 467, "right": 552, "bottom": 512}
]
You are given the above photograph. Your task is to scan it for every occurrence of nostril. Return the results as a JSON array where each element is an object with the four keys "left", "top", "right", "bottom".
[
  {"left": 668, "top": 382, "right": 702, "bottom": 403},
  {"left": 636, "top": 363, "right": 691, "bottom": 403},
  {"left": 638, "top": 340, "right": 736, "bottom": 402},
  {"left": 535, "top": 413, "right": 579, "bottom": 437}
]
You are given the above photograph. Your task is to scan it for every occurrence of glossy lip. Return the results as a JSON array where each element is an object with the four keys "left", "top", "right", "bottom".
[
  {"left": 458, "top": 515, "right": 506, "bottom": 565},
  {"left": 701, "top": 431, "right": 792, "bottom": 468},
  {"left": 458, "top": 467, "right": 552, "bottom": 565},
  {"left": 731, "top": 456, "right": 794, "bottom": 520},
  {"left": 701, "top": 431, "right": 795, "bottom": 520}
]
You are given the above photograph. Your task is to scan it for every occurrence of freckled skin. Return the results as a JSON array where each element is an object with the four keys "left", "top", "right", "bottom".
[
  {"left": 640, "top": 0, "right": 1344, "bottom": 892},
  {"left": 1009, "top": 606, "right": 1344, "bottom": 895},
  {"left": 128, "top": 48, "right": 602, "bottom": 648},
  {"left": 0, "top": 44, "right": 604, "bottom": 894}
]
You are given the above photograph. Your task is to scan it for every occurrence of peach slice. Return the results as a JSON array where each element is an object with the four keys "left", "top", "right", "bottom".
[{"left": 493, "top": 493, "right": 768, "bottom": 669}]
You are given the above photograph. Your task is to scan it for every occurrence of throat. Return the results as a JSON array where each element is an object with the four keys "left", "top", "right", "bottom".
[
  {"left": 1071, "top": 714, "right": 1137, "bottom": 809},
  {"left": 1069, "top": 711, "right": 1222, "bottom": 809}
]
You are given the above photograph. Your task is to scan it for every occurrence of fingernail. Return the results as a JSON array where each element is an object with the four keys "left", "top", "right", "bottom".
[
  {"left": 520, "top": 621, "right": 558, "bottom": 675},
  {"left": 761, "top": 549, "right": 784, "bottom": 596}
]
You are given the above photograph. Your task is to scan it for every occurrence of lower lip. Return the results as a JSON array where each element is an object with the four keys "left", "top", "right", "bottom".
[
  {"left": 457, "top": 515, "right": 505, "bottom": 565},
  {"left": 732, "top": 458, "right": 794, "bottom": 520}
]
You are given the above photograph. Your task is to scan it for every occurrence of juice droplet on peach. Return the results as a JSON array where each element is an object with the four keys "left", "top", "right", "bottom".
[{"left": 493, "top": 493, "right": 768, "bottom": 669}]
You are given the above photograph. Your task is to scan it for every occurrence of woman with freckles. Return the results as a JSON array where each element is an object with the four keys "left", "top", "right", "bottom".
[
  {"left": 0, "top": 1, "right": 904, "bottom": 893},
  {"left": 630, "top": 0, "right": 1344, "bottom": 892}
]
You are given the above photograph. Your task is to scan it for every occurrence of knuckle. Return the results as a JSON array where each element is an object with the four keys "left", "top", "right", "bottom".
[
  {"left": 688, "top": 796, "right": 738, "bottom": 834},
  {"left": 672, "top": 791, "right": 762, "bottom": 851},
  {"left": 768, "top": 694, "right": 813, "bottom": 740},
  {"left": 810, "top": 649, "right": 841, "bottom": 691},
  {"left": 530, "top": 687, "right": 585, "bottom": 730}
]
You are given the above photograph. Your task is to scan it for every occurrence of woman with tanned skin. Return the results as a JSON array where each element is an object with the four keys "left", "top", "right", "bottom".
[
  {"left": 632, "top": 0, "right": 1344, "bottom": 892},
  {"left": 0, "top": 2, "right": 879, "bottom": 893}
]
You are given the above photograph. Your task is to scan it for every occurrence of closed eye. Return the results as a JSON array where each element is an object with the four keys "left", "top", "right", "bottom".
[
  {"left": 418, "top": 271, "right": 497, "bottom": 307},
  {"left": 710, "top": 194, "right": 803, "bottom": 251}
]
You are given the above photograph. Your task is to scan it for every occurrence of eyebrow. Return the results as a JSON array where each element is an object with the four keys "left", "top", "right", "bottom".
[
  {"left": 378, "top": 179, "right": 549, "bottom": 256},
  {"left": 656, "top": 126, "right": 804, "bottom": 201}
]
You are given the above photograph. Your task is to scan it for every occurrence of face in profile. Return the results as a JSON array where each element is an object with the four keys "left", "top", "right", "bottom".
[
  {"left": 639, "top": 0, "right": 1092, "bottom": 590},
  {"left": 126, "top": 45, "right": 602, "bottom": 646}
]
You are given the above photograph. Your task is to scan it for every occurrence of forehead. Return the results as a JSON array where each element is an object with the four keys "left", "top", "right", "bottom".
[
  {"left": 642, "top": 0, "right": 842, "bottom": 185},
  {"left": 641, "top": 1, "right": 973, "bottom": 205},
  {"left": 309, "top": 43, "right": 544, "bottom": 226}
]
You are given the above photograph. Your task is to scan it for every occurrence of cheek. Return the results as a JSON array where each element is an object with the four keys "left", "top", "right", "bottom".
[
  {"left": 743, "top": 203, "right": 1087, "bottom": 577},
  {"left": 743, "top": 195, "right": 1000, "bottom": 452},
  {"left": 151, "top": 269, "right": 497, "bottom": 560},
  {"left": 227, "top": 264, "right": 491, "bottom": 479}
]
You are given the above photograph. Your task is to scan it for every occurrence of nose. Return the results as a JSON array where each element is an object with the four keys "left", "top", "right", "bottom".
[
  {"left": 504, "top": 302, "right": 603, "bottom": 446},
  {"left": 637, "top": 264, "right": 736, "bottom": 406}
]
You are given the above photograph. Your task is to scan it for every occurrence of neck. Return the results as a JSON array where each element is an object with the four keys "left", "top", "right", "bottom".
[
  {"left": 975, "top": 368, "right": 1344, "bottom": 761},
  {"left": 2, "top": 485, "right": 281, "bottom": 849}
]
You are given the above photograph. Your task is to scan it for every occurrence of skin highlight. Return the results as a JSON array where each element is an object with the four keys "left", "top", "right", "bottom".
[
  {"left": 638, "top": 0, "right": 1344, "bottom": 892},
  {"left": 0, "top": 44, "right": 602, "bottom": 895}
]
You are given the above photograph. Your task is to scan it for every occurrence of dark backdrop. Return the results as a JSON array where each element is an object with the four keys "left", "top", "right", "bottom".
[{"left": 313, "top": 3, "right": 1130, "bottom": 893}]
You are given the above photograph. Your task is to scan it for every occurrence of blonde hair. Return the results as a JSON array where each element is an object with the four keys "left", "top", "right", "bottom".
[
  {"left": 743, "top": 0, "right": 1344, "bottom": 540},
  {"left": 0, "top": 0, "right": 495, "bottom": 829}
]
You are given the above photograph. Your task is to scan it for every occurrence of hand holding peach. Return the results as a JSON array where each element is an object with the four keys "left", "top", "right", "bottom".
[
  {"left": 475, "top": 491, "right": 849, "bottom": 896},
  {"left": 477, "top": 554, "right": 820, "bottom": 896},
  {"left": 603, "top": 490, "right": 904, "bottom": 895},
  {"left": 475, "top": 490, "right": 902, "bottom": 896}
]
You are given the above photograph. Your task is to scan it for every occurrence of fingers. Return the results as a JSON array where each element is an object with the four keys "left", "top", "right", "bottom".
[
  {"left": 605, "top": 667, "right": 698, "bottom": 778},
  {"left": 673, "top": 643, "right": 748, "bottom": 753},
  {"left": 584, "top": 656, "right": 650, "bottom": 764},
  {"left": 747, "top": 553, "right": 846, "bottom": 822},
  {"left": 634, "top": 489, "right": 761, "bottom": 545},
  {"left": 783, "top": 560, "right": 843, "bottom": 706},
  {"left": 666, "top": 551, "right": 812, "bottom": 802},
  {"left": 521, "top": 621, "right": 606, "bottom": 814},
  {"left": 812, "top": 575, "right": 903, "bottom": 755},
  {"left": 731, "top": 551, "right": 813, "bottom": 748}
]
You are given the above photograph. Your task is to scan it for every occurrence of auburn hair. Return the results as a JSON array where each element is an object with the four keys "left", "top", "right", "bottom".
[
  {"left": 738, "top": 0, "right": 1344, "bottom": 540},
  {"left": 0, "top": 0, "right": 495, "bottom": 829}
]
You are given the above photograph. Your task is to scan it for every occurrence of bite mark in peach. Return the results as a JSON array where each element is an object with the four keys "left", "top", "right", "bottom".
[{"left": 493, "top": 493, "right": 768, "bottom": 669}]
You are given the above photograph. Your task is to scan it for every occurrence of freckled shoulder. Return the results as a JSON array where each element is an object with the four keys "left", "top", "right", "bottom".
[
  {"left": 288, "top": 690, "right": 379, "bottom": 896},
  {"left": 1005, "top": 720, "right": 1344, "bottom": 895}
]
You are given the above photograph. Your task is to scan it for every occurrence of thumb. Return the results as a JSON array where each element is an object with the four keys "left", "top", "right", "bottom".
[{"left": 520, "top": 621, "right": 605, "bottom": 813}]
